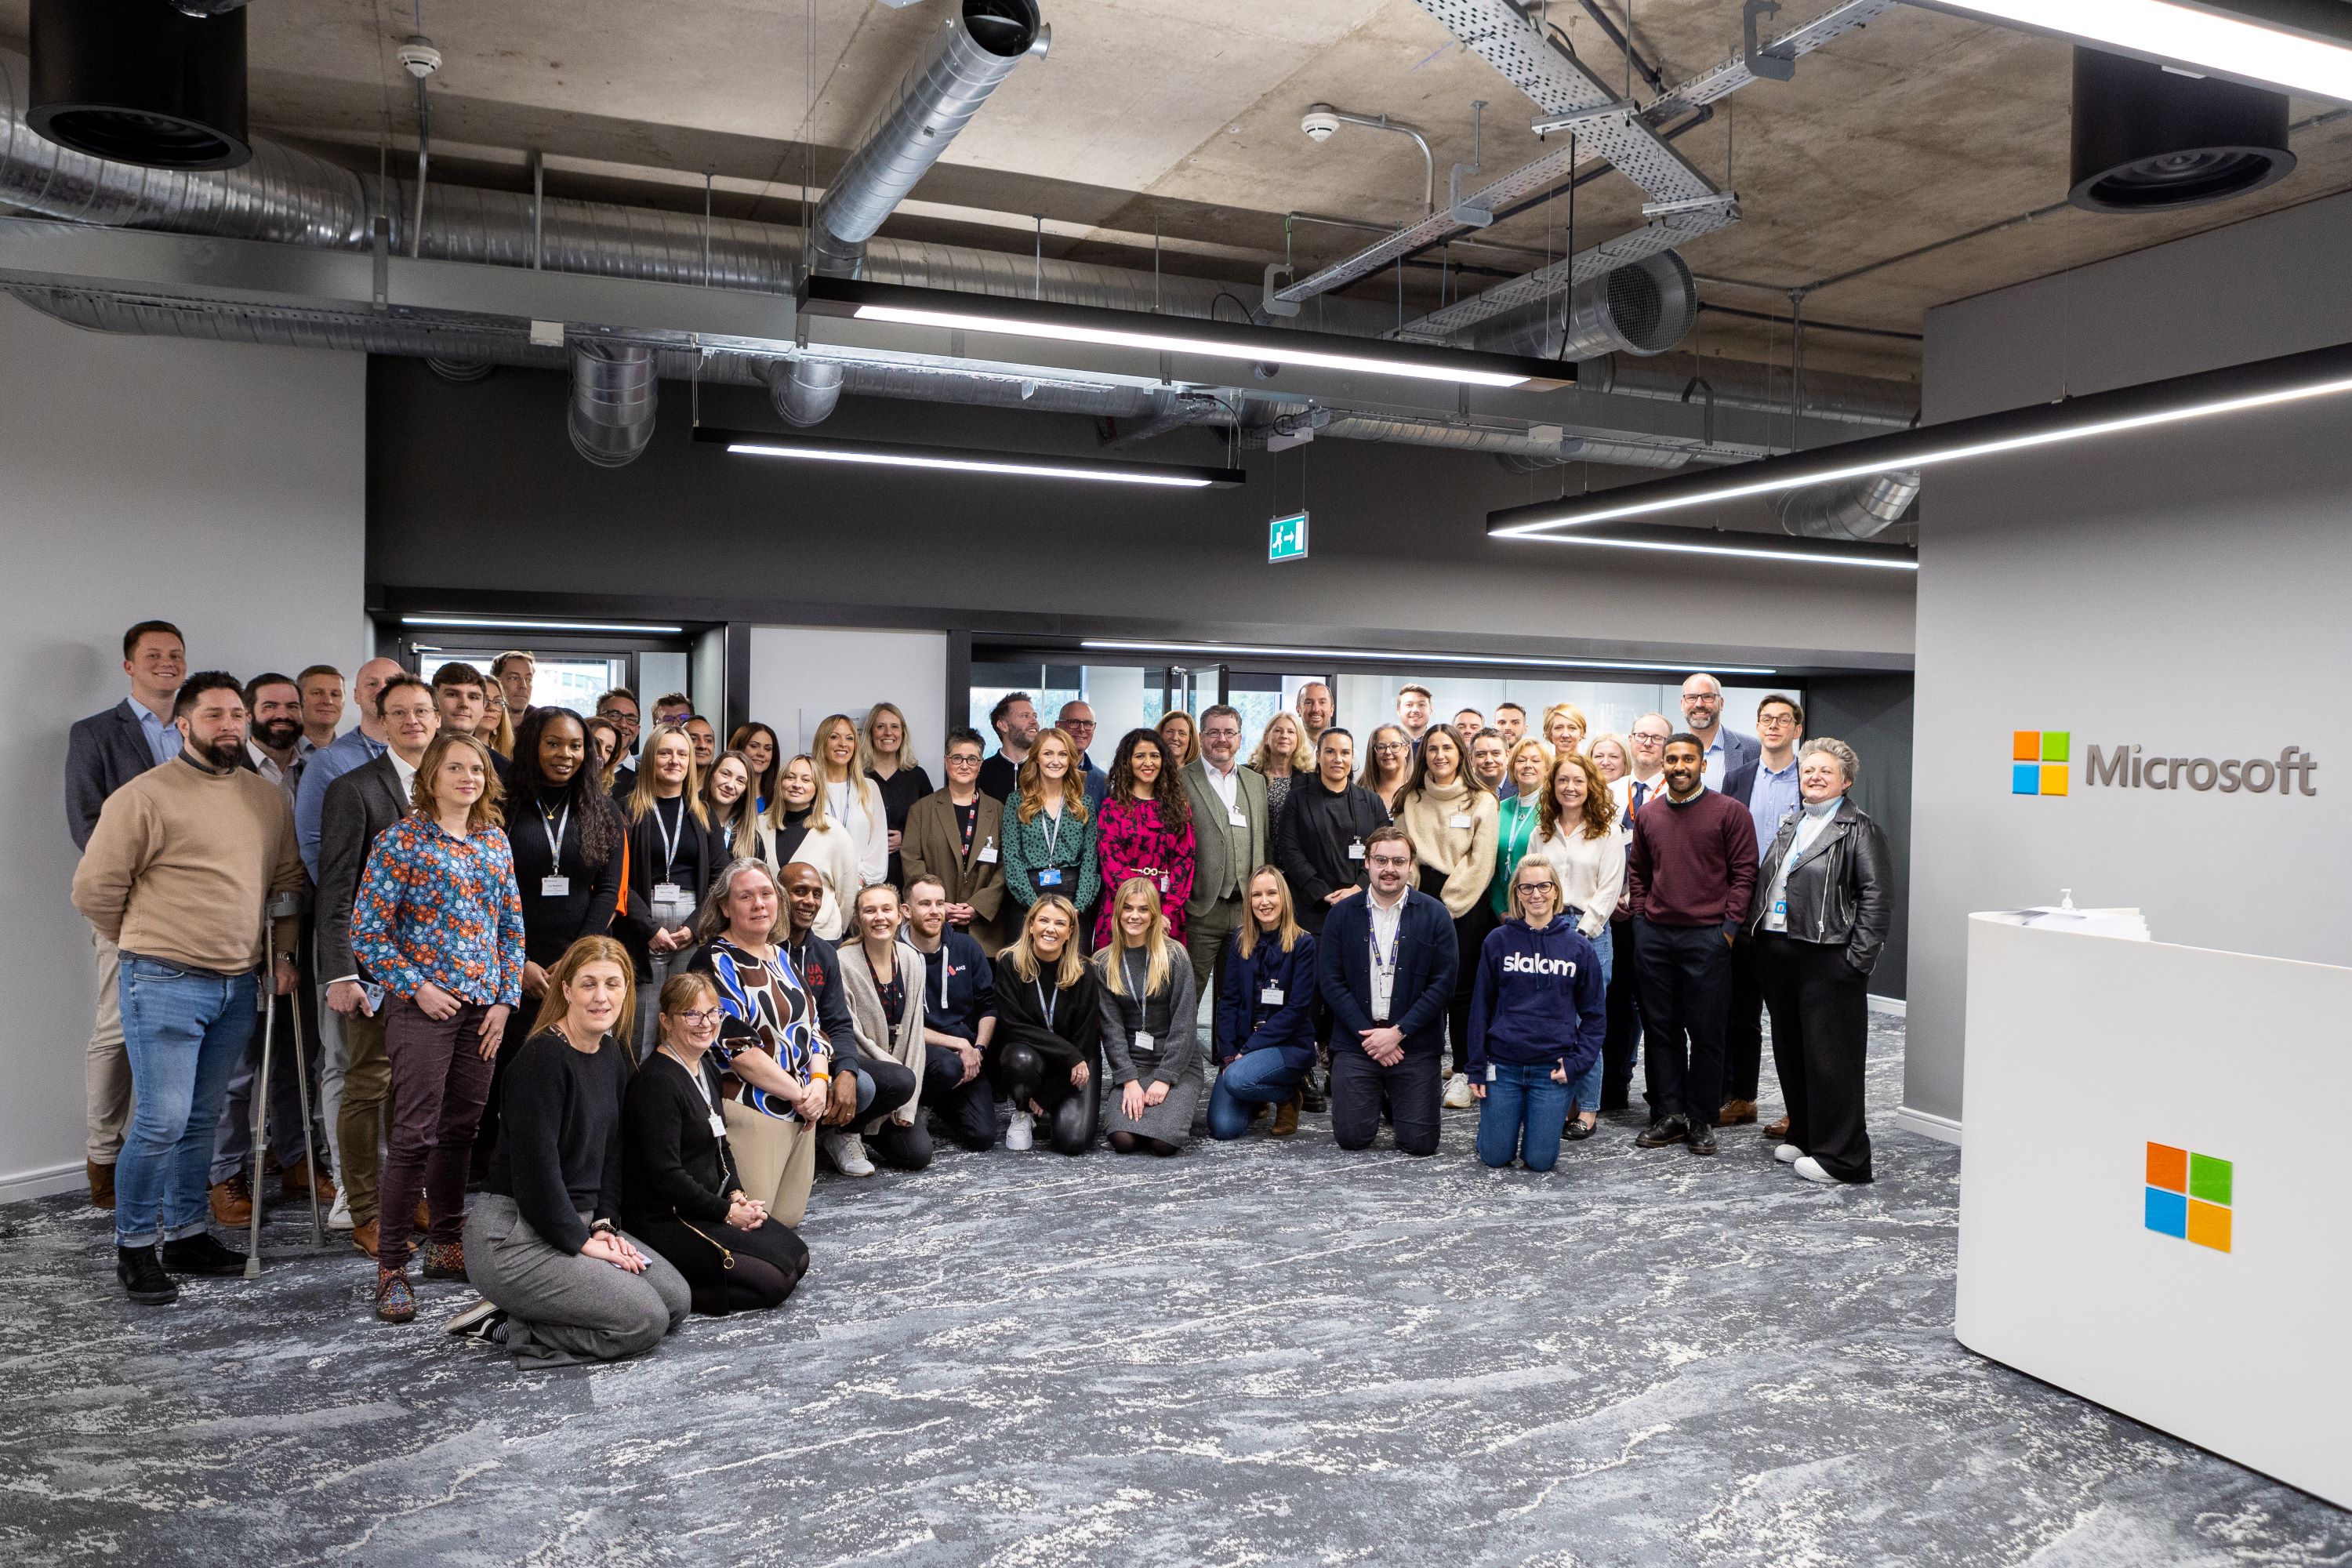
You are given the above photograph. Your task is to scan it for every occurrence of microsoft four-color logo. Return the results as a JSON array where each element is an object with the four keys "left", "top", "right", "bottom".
[
  {"left": 2013, "top": 730, "right": 2070, "bottom": 796},
  {"left": 2145, "top": 1142, "right": 2232, "bottom": 1253}
]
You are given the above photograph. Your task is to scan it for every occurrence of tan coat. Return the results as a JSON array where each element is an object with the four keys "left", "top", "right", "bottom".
[
  {"left": 1395, "top": 776, "right": 1500, "bottom": 919},
  {"left": 899, "top": 788, "right": 1009, "bottom": 953}
]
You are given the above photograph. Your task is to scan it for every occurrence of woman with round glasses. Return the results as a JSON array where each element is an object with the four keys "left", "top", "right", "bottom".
[
  {"left": 1467, "top": 858, "right": 1606, "bottom": 1174},
  {"left": 622, "top": 972, "right": 809, "bottom": 1316},
  {"left": 1359, "top": 724, "right": 1414, "bottom": 815}
]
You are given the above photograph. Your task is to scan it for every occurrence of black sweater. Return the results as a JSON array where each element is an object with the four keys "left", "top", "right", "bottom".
[
  {"left": 620, "top": 1049, "right": 739, "bottom": 1230},
  {"left": 612, "top": 792, "right": 727, "bottom": 976},
  {"left": 487, "top": 1028, "right": 630, "bottom": 1254},
  {"left": 508, "top": 793, "right": 625, "bottom": 966},
  {"left": 1273, "top": 776, "right": 1392, "bottom": 932},
  {"left": 992, "top": 958, "right": 1103, "bottom": 1065}
]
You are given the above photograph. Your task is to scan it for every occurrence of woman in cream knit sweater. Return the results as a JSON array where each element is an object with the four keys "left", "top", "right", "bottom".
[{"left": 1395, "top": 723, "right": 1499, "bottom": 1109}]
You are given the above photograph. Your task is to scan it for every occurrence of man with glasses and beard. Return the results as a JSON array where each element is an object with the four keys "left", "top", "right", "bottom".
[{"left": 74, "top": 673, "right": 307, "bottom": 1304}]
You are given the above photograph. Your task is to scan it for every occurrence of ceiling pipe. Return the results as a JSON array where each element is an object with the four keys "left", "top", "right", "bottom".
[
  {"left": 1472, "top": 250, "right": 1698, "bottom": 360},
  {"left": 568, "top": 341, "right": 659, "bottom": 467},
  {"left": 1319, "top": 412, "right": 1698, "bottom": 469},
  {"left": 1579, "top": 351, "right": 1917, "bottom": 429},
  {"left": 1773, "top": 470, "right": 1921, "bottom": 540}
]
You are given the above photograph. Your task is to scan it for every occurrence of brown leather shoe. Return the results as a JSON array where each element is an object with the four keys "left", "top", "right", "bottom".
[
  {"left": 1763, "top": 1115, "right": 1791, "bottom": 1141},
  {"left": 414, "top": 1197, "right": 431, "bottom": 1232},
  {"left": 351, "top": 1218, "right": 379, "bottom": 1259},
  {"left": 280, "top": 1156, "right": 336, "bottom": 1206},
  {"left": 1717, "top": 1099, "right": 1759, "bottom": 1127},
  {"left": 209, "top": 1174, "right": 254, "bottom": 1226},
  {"left": 1270, "top": 1092, "right": 1301, "bottom": 1139},
  {"left": 87, "top": 1160, "right": 116, "bottom": 1209}
]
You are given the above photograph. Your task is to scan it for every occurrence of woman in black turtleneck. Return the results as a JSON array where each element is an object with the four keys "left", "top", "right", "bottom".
[{"left": 767, "top": 753, "right": 861, "bottom": 941}]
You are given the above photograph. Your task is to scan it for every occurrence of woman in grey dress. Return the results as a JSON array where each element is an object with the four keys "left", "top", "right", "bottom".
[{"left": 1094, "top": 877, "right": 1202, "bottom": 1156}]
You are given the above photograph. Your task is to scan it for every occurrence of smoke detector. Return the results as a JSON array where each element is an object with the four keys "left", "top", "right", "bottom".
[
  {"left": 397, "top": 37, "right": 443, "bottom": 80},
  {"left": 1301, "top": 106, "right": 1341, "bottom": 143}
]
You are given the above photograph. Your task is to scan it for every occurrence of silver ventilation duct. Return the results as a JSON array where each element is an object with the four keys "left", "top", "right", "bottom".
[
  {"left": 1320, "top": 413, "right": 1696, "bottom": 469},
  {"left": 1473, "top": 251, "right": 1697, "bottom": 361},
  {"left": 1579, "top": 352, "right": 1918, "bottom": 430},
  {"left": 1775, "top": 470, "right": 1921, "bottom": 540},
  {"left": 568, "top": 342, "right": 659, "bottom": 467}
]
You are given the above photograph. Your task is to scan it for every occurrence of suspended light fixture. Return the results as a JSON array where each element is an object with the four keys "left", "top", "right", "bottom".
[
  {"left": 1915, "top": 1, "right": 2352, "bottom": 103},
  {"left": 1076, "top": 640, "right": 1778, "bottom": 676},
  {"left": 695, "top": 427, "right": 1244, "bottom": 488}
]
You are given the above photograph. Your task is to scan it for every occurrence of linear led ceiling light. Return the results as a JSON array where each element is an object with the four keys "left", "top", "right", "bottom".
[
  {"left": 799, "top": 277, "right": 1570, "bottom": 390},
  {"left": 1501, "top": 524, "right": 1918, "bottom": 572},
  {"left": 400, "top": 615, "right": 688, "bottom": 633},
  {"left": 694, "top": 427, "right": 1243, "bottom": 488},
  {"left": 1076, "top": 640, "right": 1777, "bottom": 677},
  {"left": 1490, "top": 334, "right": 2352, "bottom": 541},
  {"left": 1914, "top": 1, "right": 2352, "bottom": 101}
]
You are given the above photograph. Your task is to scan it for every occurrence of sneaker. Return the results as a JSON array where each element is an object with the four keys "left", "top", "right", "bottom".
[
  {"left": 1635, "top": 1116, "right": 1687, "bottom": 1149},
  {"left": 1792, "top": 1156, "right": 1841, "bottom": 1185},
  {"left": 161, "top": 1232, "right": 248, "bottom": 1276},
  {"left": 327, "top": 1189, "right": 354, "bottom": 1232},
  {"left": 443, "top": 1298, "right": 507, "bottom": 1341},
  {"left": 1004, "top": 1111, "right": 1035, "bottom": 1152},
  {"left": 1686, "top": 1123, "right": 1719, "bottom": 1156},
  {"left": 421, "top": 1239, "right": 466, "bottom": 1279},
  {"left": 1775, "top": 1143, "right": 1803, "bottom": 1164},
  {"left": 1443, "top": 1073, "right": 1475, "bottom": 1110},
  {"left": 823, "top": 1132, "right": 877, "bottom": 1177},
  {"left": 376, "top": 1268, "right": 417, "bottom": 1323},
  {"left": 117, "top": 1244, "right": 177, "bottom": 1306},
  {"left": 208, "top": 1174, "right": 253, "bottom": 1227}
]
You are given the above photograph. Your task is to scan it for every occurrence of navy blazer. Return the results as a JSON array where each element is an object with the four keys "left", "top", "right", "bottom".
[
  {"left": 1712, "top": 730, "right": 1762, "bottom": 797},
  {"left": 1214, "top": 930, "right": 1318, "bottom": 1070},
  {"left": 316, "top": 752, "right": 412, "bottom": 983},
  {"left": 1316, "top": 889, "right": 1457, "bottom": 1057},
  {"left": 66, "top": 699, "right": 163, "bottom": 850}
]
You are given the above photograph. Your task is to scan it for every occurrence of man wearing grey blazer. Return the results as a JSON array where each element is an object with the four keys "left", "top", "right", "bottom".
[{"left": 1178, "top": 705, "right": 1271, "bottom": 1013}]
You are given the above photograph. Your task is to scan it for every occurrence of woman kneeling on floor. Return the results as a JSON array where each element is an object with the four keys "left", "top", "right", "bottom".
[
  {"left": 1466, "top": 858, "right": 1607, "bottom": 1173},
  {"left": 622, "top": 973, "right": 809, "bottom": 1315},
  {"left": 1207, "top": 866, "right": 1317, "bottom": 1140},
  {"left": 1096, "top": 877, "right": 1202, "bottom": 1156},
  {"left": 449, "top": 937, "right": 690, "bottom": 1363},
  {"left": 991, "top": 895, "right": 1102, "bottom": 1155}
]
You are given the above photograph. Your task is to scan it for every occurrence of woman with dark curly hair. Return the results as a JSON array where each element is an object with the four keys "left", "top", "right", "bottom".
[{"left": 1089, "top": 728, "right": 1195, "bottom": 949}]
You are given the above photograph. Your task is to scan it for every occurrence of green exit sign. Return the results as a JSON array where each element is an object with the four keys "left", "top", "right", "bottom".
[{"left": 1268, "top": 511, "right": 1309, "bottom": 563}]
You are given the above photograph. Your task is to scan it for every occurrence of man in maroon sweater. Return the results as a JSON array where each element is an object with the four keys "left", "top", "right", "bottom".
[{"left": 1626, "top": 734, "right": 1759, "bottom": 1155}]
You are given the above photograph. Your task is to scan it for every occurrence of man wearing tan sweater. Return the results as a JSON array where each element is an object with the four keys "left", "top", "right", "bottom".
[{"left": 72, "top": 672, "right": 305, "bottom": 1306}]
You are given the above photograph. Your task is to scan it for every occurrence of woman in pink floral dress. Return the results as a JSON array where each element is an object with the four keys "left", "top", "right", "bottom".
[{"left": 1091, "top": 729, "right": 1196, "bottom": 949}]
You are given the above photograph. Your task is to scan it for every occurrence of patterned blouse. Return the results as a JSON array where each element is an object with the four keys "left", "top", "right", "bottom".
[
  {"left": 350, "top": 815, "right": 525, "bottom": 1007},
  {"left": 701, "top": 936, "right": 825, "bottom": 1121},
  {"left": 1091, "top": 797, "right": 1196, "bottom": 947},
  {"left": 1000, "top": 798, "right": 1101, "bottom": 914}
]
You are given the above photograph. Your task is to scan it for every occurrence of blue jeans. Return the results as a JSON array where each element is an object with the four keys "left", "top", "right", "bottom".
[
  {"left": 1208, "top": 1047, "right": 1308, "bottom": 1139},
  {"left": 116, "top": 956, "right": 259, "bottom": 1247},
  {"left": 1476, "top": 1060, "right": 1571, "bottom": 1171},
  {"left": 1566, "top": 923, "right": 1615, "bottom": 1115}
]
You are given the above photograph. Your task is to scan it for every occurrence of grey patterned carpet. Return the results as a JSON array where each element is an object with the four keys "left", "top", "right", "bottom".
[{"left": 2, "top": 1015, "right": 2344, "bottom": 1566}]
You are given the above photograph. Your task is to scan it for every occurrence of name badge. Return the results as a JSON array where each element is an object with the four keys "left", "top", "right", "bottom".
[
  {"left": 1134, "top": 1030, "right": 1154, "bottom": 1051},
  {"left": 1157, "top": 873, "right": 1169, "bottom": 893},
  {"left": 1449, "top": 813, "right": 1473, "bottom": 829},
  {"left": 654, "top": 881, "right": 684, "bottom": 903},
  {"left": 1228, "top": 809, "right": 1248, "bottom": 828},
  {"left": 1038, "top": 868, "right": 1064, "bottom": 887},
  {"left": 1260, "top": 985, "right": 1284, "bottom": 1005},
  {"left": 1773, "top": 898, "right": 1788, "bottom": 917},
  {"left": 540, "top": 875, "right": 571, "bottom": 897},
  {"left": 1347, "top": 839, "right": 1366, "bottom": 862},
  {"left": 977, "top": 838, "right": 999, "bottom": 864},
  {"left": 708, "top": 1111, "right": 727, "bottom": 1139}
]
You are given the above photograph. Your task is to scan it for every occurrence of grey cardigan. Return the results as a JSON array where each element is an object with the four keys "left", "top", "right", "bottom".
[
  {"left": 835, "top": 935, "right": 928, "bottom": 1123},
  {"left": 1094, "top": 942, "right": 1201, "bottom": 1088}
]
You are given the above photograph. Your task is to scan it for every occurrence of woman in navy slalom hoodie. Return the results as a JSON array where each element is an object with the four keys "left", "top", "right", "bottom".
[
  {"left": 1468, "top": 855, "right": 1607, "bottom": 1171},
  {"left": 1207, "top": 866, "right": 1319, "bottom": 1140}
]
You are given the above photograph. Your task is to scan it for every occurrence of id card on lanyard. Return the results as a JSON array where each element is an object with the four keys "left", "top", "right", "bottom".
[{"left": 539, "top": 805, "right": 571, "bottom": 898}]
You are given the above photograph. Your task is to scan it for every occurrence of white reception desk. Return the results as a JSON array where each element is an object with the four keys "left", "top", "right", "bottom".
[{"left": 1956, "top": 910, "right": 2351, "bottom": 1507}]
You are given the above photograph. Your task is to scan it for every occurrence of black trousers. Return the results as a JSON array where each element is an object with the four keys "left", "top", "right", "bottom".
[
  {"left": 921, "top": 1040, "right": 1000, "bottom": 1151},
  {"left": 1632, "top": 918, "right": 1733, "bottom": 1127},
  {"left": 998, "top": 1039, "right": 1100, "bottom": 1155},
  {"left": 1754, "top": 935, "right": 1874, "bottom": 1181},
  {"left": 1444, "top": 902, "right": 1495, "bottom": 1076},
  {"left": 855, "top": 1057, "right": 931, "bottom": 1169},
  {"left": 1601, "top": 916, "right": 1643, "bottom": 1112},
  {"left": 632, "top": 1213, "right": 809, "bottom": 1316},
  {"left": 1724, "top": 928, "right": 1767, "bottom": 1103},
  {"left": 1329, "top": 1044, "right": 1442, "bottom": 1156}
]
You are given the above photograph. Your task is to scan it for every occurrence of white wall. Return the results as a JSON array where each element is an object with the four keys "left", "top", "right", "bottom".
[
  {"left": 1905, "top": 189, "right": 2352, "bottom": 1135},
  {"left": 0, "top": 301, "right": 368, "bottom": 1198},
  {"left": 746, "top": 626, "right": 948, "bottom": 768}
]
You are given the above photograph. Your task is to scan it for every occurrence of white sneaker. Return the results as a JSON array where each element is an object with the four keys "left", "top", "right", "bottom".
[
  {"left": 823, "top": 1132, "right": 877, "bottom": 1177},
  {"left": 327, "top": 1189, "right": 354, "bottom": 1231},
  {"left": 1004, "top": 1111, "right": 1035, "bottom": 1152},
  {"left": 1443, "top": 1073, "right": 1475, "bottom": 1110},
  {"left": 1792, "top": 1156, "right": 1840, "bottom": 1185},
  {"left": 1774, "top": 1143, "right": 1802, "bottom": 1165}
]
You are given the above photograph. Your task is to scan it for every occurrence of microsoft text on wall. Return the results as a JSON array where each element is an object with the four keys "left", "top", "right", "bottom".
[{"left": 2013, "top": 731, "right": 2318, "bottom": 797}]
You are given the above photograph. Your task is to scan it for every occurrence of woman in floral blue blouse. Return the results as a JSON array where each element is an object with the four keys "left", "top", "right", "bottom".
[{"left": 352, "top": 730, "right": 526, "bottom": 1324}]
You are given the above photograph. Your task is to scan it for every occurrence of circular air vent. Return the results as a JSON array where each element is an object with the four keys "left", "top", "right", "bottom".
[
  {"left": 27, "top": 0, "right": 251, "bottom": 171},
  {"left": 2069, "top": 47, "right": 2292, "bottom": 215}
]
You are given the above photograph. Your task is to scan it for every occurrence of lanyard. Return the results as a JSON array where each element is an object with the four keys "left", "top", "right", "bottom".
[
  {"left": 653, "top": 797, "right": 684, "bottom": 878},
  {"left": 539, "top": 804, "right": 569, "bottom": 866},
  {"left": 667, "top": 1046, "right": 717, "bottom": 1113},
  {"left": 1039, "top": 805, "right": 1064, "bottom": 862},
  {"left": 936, "top": 945, "right": 953, "bottom": 1011},
  {"left": 1035, "top": 978, "right": 1057, "bottom": 1029},
  {"left": 1369, "top": 905, "right": 1402, "bottom": 980}
]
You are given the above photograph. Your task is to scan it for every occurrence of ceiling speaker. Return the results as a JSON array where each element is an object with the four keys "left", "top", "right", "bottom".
[
  {"left": 28, "top": 0, "right": 251, "bottom": 171},
  {"left": 2069, "top": 46, "right": 2292, "bottom": 214}
]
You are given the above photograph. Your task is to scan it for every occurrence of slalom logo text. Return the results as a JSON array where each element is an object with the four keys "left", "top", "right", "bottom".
[{"left": 1502, "top": 953, "right": 1578, "bottom": 978}]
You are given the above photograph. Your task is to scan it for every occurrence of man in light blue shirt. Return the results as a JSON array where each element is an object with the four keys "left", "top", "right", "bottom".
[
  {"left": 294, "top": 657, "right": 399, "bottom": 878},
  {"left": 1742, "top": 696, "right": 1806, "bottom": 854}
]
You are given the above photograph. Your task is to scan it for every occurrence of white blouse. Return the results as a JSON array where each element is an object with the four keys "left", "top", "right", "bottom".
[
  {"left": 1532, "top": 821, "right": 1627, "bottom": 938},
  {"left": 824, "top": 775, "right": 889, "bottom": 887}
]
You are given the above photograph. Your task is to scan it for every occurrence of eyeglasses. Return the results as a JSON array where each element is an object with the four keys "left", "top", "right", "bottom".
[
  {"left": 669, "top": 1007, "right": 723, "bottom": 1028},
  {"left": 1374, "top": 742, "right": 1406, "bottom": 754},
  {"left": 946, "top": 753, "right": 982, "bottom": 767},
  {"left": 1631, "top": 732, "right": 1669, "bottom": 746},
  {"left": 1062, "top": 720, "right": 1095, "bottom": 731},
  {"left": 1515, "top": 883, "right": 1556, "bottom": 896},
  {"left": 1367, "top": 853, "right": 1413, "bottom": 869}
]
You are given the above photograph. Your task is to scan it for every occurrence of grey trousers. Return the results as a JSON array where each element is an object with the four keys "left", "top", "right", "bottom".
[
  {"left": 462, "top": 1192, "right": 690, "bottom": 1367},
  {"left": 87, "top": 930, "right": 133, "bottom": 1165}
]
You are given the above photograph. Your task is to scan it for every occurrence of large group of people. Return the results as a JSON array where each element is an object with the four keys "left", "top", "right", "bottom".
[{"left": 64, "top": 628, "right": 1893, "bottom": 1366}]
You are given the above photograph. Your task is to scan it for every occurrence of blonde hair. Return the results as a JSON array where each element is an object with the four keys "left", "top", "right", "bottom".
[
  {"left": 1506, "top": 736, "right": 1553, "bottom": 786},
  {"left": 1507, "top": 854, "right": 1568, "bottom": 924},
  {"left": 1542, "top": 702, "right": 1589, "bottom": 750},
  {"left": 1002, "top": 895, "right": 1087, "bottom": 989},
  {"left": 1250, "top": 711, "right": 1312, "bottom": 775},
  {"left": 766, "top": 753, "right": 831, "bottom": 831},
  {"left": 625, "top": 724, "right": 710, "bottom": 827},
  {"left": 411, "top": 731, "right": 507, "bottom": 833},
  {"left": 1156, "top": 710, "right": 1198, "bottom": 771},
  {"left": 477, "top": 692, "right": 516, "bottom": 757},
  {"left": 530, "top": 935, "right": 637, "bottom": 1040},
  {"left": 811, "top": 713, "right": 880, "bottom": 819},
  {"left": 656, "top": 971, "right": 722, "bottom": 1051},
  {"left": 1096, "top": 878, "right": 1175, "bottom": 998},
  {"left": 1587, "top": 733, "right": 1631, "bottom": 780},
  {"left": 1014, "top": 725, "right": 1091, "bottom": 825},
  {"left": 860, "top": 701, "right": 918, "bottom": 771},
  {"left": 1232, "top": 866, "right": 1304, "bottom": 960}
]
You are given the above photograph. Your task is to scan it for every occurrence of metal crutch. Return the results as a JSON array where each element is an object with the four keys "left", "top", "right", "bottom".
[{"left": 245, "top": 891, "right": 323, "bottom": 1276}]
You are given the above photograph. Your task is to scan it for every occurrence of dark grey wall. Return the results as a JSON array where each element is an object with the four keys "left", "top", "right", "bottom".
[{"left": 1808, "top": 673, "right": 1914, "bottom": 999}]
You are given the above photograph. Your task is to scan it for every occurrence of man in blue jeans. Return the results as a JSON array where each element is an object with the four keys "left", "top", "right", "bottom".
[{"left": 73, "top": 672, "right": 307, "bottom": 1305}]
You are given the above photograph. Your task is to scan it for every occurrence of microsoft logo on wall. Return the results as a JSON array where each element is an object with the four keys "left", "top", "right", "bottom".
[{"left": 2013, "top": 728, "right": 2317, "bottom": 797}]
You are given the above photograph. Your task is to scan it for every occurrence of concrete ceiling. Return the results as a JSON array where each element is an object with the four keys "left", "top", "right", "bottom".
[{"left": 5, "top": 0, "right": 2350, "bottom": 387}]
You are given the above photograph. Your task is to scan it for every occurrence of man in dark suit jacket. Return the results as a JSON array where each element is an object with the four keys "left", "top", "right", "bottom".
[
  {"left": 1316, "top": 825, "right": 1458, "bottom": 1157},
  {"left": 314, "top": 677, "right": 437, "bottom": 1258},
  {"left": 64, "top": 619, "right": 186, "bottom": 1207},
  {"left": 1679, "top": 673, "right": 1760, "bottom": 790}
]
